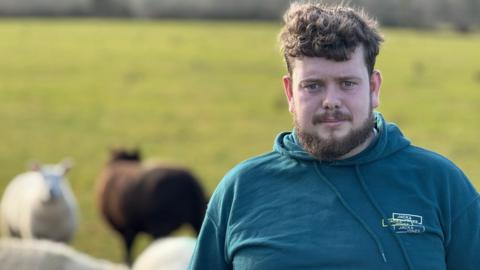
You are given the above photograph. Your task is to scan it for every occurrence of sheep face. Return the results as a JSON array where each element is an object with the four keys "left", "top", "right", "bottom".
[{"left": 38, "top": 164, "right": 69, "bottom": 202}]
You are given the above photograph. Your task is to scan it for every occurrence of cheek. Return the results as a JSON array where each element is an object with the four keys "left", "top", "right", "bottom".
[
  {"left": 295, "top": 102, "right": 317, "bottom": 124},
  {"left": 350, "top": 91, "right": 372, "bottom": 113}
]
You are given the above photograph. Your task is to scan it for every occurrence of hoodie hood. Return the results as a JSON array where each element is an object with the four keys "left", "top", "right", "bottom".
[{"left": 273, "top": 112, "right": 410, "bottom": 166}]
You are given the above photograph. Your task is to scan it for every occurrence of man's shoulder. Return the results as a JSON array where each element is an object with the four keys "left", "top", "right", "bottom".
[
  {"left": 401, "top": 144, "right": 461, "bottom": 170},
  {"left": 211, "top": 149, "right": 295, "bottom": 197},
  {"left": 223, "top": 151, "right": 286, "bottom": 183},
  {"left": 206, "top": 150, "right": 288, "bottom": 219},
  {"left": 396, "top": 144, "right": 475, "bottom": 193}
]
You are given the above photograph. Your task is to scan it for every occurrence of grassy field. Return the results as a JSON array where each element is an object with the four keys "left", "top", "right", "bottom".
[{"left": 0, "top": 19, "right": 479, "bottom": 263}]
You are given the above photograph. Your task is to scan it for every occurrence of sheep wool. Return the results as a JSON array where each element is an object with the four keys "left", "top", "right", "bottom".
[
  {"left": 0, "top": 238, "right": 128, "bottom": 270},
  {"left": 133, "top": 236, "right": 196, "bottom": 270},
  {"left": 0, "top": 160, "right": 78, "bottom": 243}
]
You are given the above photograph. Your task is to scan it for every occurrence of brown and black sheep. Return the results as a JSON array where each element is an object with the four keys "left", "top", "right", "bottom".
[{"left": 96, "top": 148, "right": 207, "bottom": 265}]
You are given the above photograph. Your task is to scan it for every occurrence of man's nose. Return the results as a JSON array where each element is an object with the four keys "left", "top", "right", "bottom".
[{"left": 322, "top": 86, "right": 341, "bottom": 110}]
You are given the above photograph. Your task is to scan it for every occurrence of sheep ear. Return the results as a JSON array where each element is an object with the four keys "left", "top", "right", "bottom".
[
  {"left": 61, "top": 158, "right": 74, "bottom": 174},
  {"left": 133, "top": 147, "right": 142, "bottom": 160},
  {"left": 29, "top": 161, "right": 41, "bottom": 171}
]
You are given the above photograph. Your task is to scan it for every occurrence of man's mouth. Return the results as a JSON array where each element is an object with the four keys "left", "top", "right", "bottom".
[
  {"left": 318, "top": 119, "right": 346, "bottom": 128},
  {"left": 321, "top": 118, "right": 345, "bottom": 123},
  {"left": 313, "top": 113, "right": 351, "bottom": 125}
]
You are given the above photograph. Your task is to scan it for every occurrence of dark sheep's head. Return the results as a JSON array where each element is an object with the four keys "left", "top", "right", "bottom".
[{"left": 109, "top": 148, "right": 141, "bottom": 162}]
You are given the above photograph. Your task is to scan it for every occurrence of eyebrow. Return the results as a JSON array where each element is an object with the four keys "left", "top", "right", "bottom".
[
  {"left": 335, "top": 76, "right": 362, "bottom": 81},
  {"left": 299, "top": 76, "right": 362, "bottom": 84},
  {"left": 299, "top": 79, "right": 325, "bottom": 85}
]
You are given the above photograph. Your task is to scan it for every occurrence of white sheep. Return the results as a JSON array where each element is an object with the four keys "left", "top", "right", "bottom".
[
  {"left": 0, "top": 238, "right": 129, "bottom": 270},
  {"left": 132, "top": 236, "right": 197, "bottom": 270},
  {"left": 0, "top": 159, "right": 78, "bottom": 243}
]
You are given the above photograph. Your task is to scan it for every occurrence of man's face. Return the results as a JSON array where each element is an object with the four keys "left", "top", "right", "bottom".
[{"left": 283, "top": 46, "right": 382, "bottom": 160}]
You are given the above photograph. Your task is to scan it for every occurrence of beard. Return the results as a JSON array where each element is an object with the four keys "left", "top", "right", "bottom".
[{"left": 294, "top": 110, "right": 375, "bottom": 161}]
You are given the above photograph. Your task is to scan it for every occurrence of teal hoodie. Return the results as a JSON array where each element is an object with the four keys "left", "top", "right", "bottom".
[{"left": 189, "top": 113, "right": 480, "bottom": 270}]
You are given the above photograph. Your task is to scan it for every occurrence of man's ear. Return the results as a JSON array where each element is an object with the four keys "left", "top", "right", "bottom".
[
  {"left": 370, "top": 70, "right": 382, "bottom": 109},
  {"left": 283, "top": 75, "right": 295, "bottom": 113}
]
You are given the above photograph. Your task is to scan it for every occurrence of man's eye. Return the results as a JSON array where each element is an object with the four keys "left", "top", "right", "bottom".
[
  {"left": 303, "top": 83, "right": 321, "bottom": 92},
  {"left": 341, "top": 81, "right": 356, "bottom": 88}
]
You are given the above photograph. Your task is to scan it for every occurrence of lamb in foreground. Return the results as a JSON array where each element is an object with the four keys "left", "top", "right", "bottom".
[
  {"left": 0, "top": 238, "right": 128, "bottom": 270},
  {"left": 132, "top": 236, "right": 197, "bottom": 270}
]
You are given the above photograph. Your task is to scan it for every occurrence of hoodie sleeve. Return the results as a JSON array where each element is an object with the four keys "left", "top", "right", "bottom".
[
  {"left": 445, "top": 195, "right": 480, "bottom": 270},
  {"left": 188, "top": 213, "right": 230, "bottom": 270},
  {"left": 189, "top": 169, "right": 236, "bottom": 270}
]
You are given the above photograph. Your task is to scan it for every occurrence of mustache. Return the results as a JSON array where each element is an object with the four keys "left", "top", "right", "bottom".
[{"left": 312, "top": 111, "right": 352, "bottom": 125}]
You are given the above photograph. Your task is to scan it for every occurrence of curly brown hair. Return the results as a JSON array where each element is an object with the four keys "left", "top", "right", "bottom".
[{"left": 279, "top": 2, "right": 383, "bottom": 75}]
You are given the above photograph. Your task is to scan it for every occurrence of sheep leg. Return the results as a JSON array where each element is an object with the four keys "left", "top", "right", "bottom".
[
  {"left": 190, "top": 211, "right": 205, "bottom": 235},
  {"left": 122, "top": 231, "right": 136, "bottom": 266},
  {"left": 190, "top": 198, "right": 207, "bottom": 235}
]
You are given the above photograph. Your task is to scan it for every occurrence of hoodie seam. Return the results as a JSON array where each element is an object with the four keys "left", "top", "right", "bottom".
[
  {"left": 451, "top": 194, "right": 480, "bottom": 223},
  {"left": 445, "top": 195, "right": 480, "bottom": 249}
]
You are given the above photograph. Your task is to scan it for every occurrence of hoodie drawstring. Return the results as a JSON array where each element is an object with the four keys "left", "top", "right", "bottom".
[
  {"left": 313, "top": 163, "right": 388, "bottom": 263},
  {"left": 355, "top": 165, "right": 414, "bottom": 270}
]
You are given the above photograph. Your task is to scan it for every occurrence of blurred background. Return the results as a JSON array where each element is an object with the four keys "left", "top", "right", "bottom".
[
  {"left": 0, "top": 0, "right": 479, "bottom": 265},
  {"left": 0, "top": 0, "right": 479, "bottom": 31}
]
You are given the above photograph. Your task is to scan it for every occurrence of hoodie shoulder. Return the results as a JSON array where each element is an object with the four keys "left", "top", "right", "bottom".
[
  {"left": 399, "top": 144, "right": 477, "bottom": 198},
  {"left": 403, "top": 145, "right": 464, "bottom": 171},
  {"left": 206, "top": 150, "right": 288, "bottom": 222},
  {"left": 212, "top": 149, "right": 302, "bottom": 209},
  {"left": 210, "top": 150, "right": 282, "bottom": 191},
  {"left": 221, "top": 151, "right": 286, "bottom": 186}
]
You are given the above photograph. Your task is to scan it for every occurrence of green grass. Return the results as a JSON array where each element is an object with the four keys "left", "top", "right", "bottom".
[{"left": 0, "top": 19, "right": 479, "bottom": 263}]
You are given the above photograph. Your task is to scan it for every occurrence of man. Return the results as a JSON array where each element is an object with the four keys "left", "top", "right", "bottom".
[{"left": 189, "top": 2, "right": 480, "bottom": 269}]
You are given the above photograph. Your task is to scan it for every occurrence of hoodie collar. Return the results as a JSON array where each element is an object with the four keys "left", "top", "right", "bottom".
[{"left": 273, "top": 112, "right": 411, "bottom": 166}]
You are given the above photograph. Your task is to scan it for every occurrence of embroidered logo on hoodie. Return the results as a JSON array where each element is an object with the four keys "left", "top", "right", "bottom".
[{"left": 382, "top": 213, "right": 426, "bottom": 233}]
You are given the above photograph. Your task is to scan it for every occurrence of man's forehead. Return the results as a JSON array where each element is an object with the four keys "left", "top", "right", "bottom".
[{"left": 292, "top": 54, "right": 368, "bottom": 80}]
